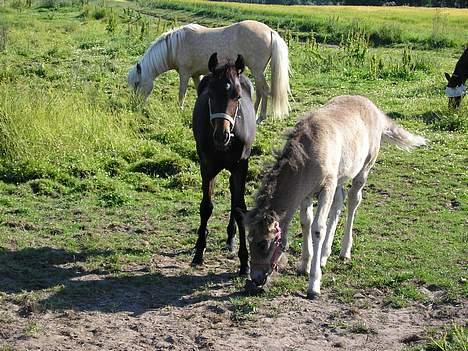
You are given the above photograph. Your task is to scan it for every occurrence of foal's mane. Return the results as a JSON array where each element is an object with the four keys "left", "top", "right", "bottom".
[
  {"left": 141, "top": 23, "right": 204, "bottom": 74},
  {"left": 250, "top": 116, "right": 312, "bottom": 222}
]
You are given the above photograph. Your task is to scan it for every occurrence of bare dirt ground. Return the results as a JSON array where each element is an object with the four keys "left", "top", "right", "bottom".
[{"left": 1, "top": 253, "right": 466, "bottom": 351}]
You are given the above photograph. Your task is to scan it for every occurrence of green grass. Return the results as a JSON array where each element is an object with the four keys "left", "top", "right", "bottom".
[
  {"left": 0, "top": 0, "right": 466, "bottom": 333},
  {"left": 139, "top": 0, "right": 468, "bottom": 48}
]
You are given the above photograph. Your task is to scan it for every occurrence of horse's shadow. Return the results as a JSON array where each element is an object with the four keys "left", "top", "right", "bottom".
[{"left": 0, "top": 247, "right": 240, "bottom": 316}]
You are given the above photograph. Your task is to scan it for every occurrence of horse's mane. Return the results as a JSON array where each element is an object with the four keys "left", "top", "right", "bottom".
[
  {"left": 140, "top": 23, "right": 205, "bottom": 75},
  {"left": 250, "top": 117, "right": 312, "bottom": 222}
]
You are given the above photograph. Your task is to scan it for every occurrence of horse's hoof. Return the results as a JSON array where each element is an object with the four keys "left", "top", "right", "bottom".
[
  {"left": 224, "top": 242, "right": 235, "bottom": 253},
  {"left": 239, "top": 266, "right": 250, "bottom": 277},
  {"left": 191, "top": 256, "right": 204, "bottom": 266},
  {"left": 306, "top": 291, "right": 321, "bottom": 300},
  {"left": 339, "top": 256, "right": 351, "bottom": 264}
]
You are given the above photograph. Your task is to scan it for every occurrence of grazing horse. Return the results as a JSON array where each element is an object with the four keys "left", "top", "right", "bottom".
[
  {"left": 245, "top": 96, "right": 426, "bottom": 299},
  {"left": 191, "top": 53, "right": 256, "bottom": 275},
  {"left": 445, "top": 47, "right": 468, "bottom": 108},
  {"left": 128, "top": 20, "right": 290, "bottom": 121}
]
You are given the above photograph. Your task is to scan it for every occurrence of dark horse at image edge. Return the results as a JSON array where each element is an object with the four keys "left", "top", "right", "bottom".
[
  {"left": 445, "top": 47, "right": 468, "bottom": 108},
  {"left": 191, "top": 52, "right": 256, "bottom": 275}
]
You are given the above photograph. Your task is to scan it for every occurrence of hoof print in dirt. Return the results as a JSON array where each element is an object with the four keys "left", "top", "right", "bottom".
[{"left": 244, "top": 279, "right": 265, "bottom": 296}]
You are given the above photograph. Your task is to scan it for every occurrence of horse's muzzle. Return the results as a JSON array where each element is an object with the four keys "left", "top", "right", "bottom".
[
  {"left": 213, "top": 130, "right": 232, "bottom": 150},
  {"left": 449, "top": 96, "right": 462, "bottom": 109}
]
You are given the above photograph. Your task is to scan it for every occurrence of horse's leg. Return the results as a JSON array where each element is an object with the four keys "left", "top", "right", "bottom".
[
  {"left": 254, "top": 73, "right": 270, "bottom": 123},
  {"left": 192, "top": 170, "right": 216, "bottom": 266},
  {"left": 297, "top": 195, "right": 313, "bottom": 275},
  {"left": 178, "top": 72, "right": 190, "bottom": 109},
  {"left": 230, "top": 159, "right": 249, "bottom": 276},
  {"left": 226, "top": 209, "right": 237, "bottom": 253},
  {"left": 340, "top": 170, "right": 368, "bottom": 262},
  {"left": 307, "top": 179, "right": 337, "bottom": 299},
  {"left": 320, "top": 185, "right": 345, "bottom": 268}
]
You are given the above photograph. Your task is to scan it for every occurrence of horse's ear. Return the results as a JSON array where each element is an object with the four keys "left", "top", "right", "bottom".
[
  {"left": 445, "top": 72, "right": 451, "bottom": 82},
  {"left": 235, "top": 54, "right": 245, "bottom": 74},
  {"left": 208, "top": 53, "right": 218, "bottom": 73},
  {"left": 136, "top": 62, "right": 142, "bottom": 76}
]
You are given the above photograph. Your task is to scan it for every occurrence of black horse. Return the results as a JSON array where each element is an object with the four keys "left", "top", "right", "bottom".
[
  {"left": 191, "top": 53, "right": 256, "bottom": 275},
  {"left": 445, "top": 47, "right": 468, "bottom": 109}
]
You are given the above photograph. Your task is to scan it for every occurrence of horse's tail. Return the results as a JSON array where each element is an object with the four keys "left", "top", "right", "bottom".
[
  {"left": 382, "top": 115, "right": 427, "bottom": 151},
  {"left": 270, "top": 31, "right": 290, "bottom": 119}
]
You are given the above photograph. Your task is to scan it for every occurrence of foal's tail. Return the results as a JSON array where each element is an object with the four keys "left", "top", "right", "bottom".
[
  {"left": 270, "top": 31, "right": 290, "bottom": 119},
  {"left": 382, "top": 116, "right": 427, "bottom": 151}
]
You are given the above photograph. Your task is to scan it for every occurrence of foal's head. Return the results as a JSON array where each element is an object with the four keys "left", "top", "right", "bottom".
[
  {"left": 246, "top": 210, "right": 283, "bottom": 287},
  {"left": 206, "top": 52, "right": 245, "bottom": 150}
]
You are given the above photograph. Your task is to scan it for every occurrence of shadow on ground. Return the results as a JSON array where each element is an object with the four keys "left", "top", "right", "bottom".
[{"left": 0, "top": 247, "right": 239, "bottom": 316}]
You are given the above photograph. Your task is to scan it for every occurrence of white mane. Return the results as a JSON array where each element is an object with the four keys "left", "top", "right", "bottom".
[{"left": 139, "top": 23, "right": 205, "bottom": 78}]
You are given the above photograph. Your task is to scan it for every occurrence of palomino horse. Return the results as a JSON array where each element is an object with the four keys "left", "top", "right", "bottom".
[
  {"left": 191, "top": 53, "right": 256, "bottom": 275},
  {"left": 445, "top": 47, "right": 467, "bottom": 108},
  {"left": 245, "top": 95, "right": 426, "bottom": 298},
  {"left": 128, "top": 20, "right": 290, "bottom": 121}
]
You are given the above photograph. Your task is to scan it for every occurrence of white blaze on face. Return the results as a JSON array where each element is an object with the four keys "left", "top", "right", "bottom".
[{"left": 445, "top": 84, "right": 466, "bottom": 98}]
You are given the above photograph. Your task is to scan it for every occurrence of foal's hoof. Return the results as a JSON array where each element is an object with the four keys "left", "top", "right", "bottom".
[{"left": 306, "top": 291, "right": 321, "bottom": 300}]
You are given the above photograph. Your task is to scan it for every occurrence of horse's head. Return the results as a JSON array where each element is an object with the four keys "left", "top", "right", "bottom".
[
  {"left": 206, "top": 52, "right": 245, "bottom": 150},
  {"left": 246, "top": 210, "right": 283, "bottom": 287},
  {"left": 128, "top": 62, "right": 153, "bottom": 99}
]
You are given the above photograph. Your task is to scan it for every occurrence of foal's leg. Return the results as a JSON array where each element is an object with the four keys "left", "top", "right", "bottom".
[
  {"left": 192, "top": 170, "right": 216, "bottom": 266},
  {"left": 178, "top": 72, "right": 190, "bottom": 108},
  {"left": 297, "top": 195, "right": 313, "bottom": 275},
  {"left": 320, "top": 186, "right": 345, "bottom": 268},
  {"left": 308, "top": 180, "right": 337, "bottom": 299},
  {"left": 230, "top": 159, "right": 249, "bottom": 276},
  {"left": 340, "top": 171, "right": 368, "bottom": 261}
]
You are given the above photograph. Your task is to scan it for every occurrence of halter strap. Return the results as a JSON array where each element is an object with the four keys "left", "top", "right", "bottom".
[
  {"left": 208, "top": 98, "right": 240, "bottom": 134},
  {"left": 269, "top": 222, "right": 284, "bottom": 271},
  {"left": 445, "top": 84, "right": 466, "bottom": 98}
]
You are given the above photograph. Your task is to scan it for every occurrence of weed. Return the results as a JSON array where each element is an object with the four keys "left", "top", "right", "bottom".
[{"left": 230, "top": 298, "right": 258, "bottom": 322}]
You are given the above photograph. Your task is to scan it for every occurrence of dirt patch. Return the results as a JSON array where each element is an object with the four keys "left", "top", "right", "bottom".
[{"left": 1, "top": 254, "right": 466, "bottom": 351}]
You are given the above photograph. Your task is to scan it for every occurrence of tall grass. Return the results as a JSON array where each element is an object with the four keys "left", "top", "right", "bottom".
[{"left": 0, "top": 83, "right": 138, "bottom": 182}]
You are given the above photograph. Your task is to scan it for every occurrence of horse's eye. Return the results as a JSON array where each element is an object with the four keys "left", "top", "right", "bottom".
[{"left": 225, "top": 83, "right": 231, "bottom": 91}]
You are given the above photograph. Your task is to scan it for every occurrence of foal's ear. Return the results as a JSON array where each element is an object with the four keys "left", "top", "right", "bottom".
[
  {"left": 136, "top": 62, "right": 142, "bottom": 76},
  {"left": 445, "top": 72, "right": 451, "bottom": 82},
  {"left": 235, "top": 54, "right": 245, "bottom": 74},
  {"left": 208, "top": 53, "right": 218, "bottom": 73}
]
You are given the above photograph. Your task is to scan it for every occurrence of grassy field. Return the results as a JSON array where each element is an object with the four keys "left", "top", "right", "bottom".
[
  {"left": 0, "top": 0, "right": 467, "bottom": 349},
  {"left": 141, "top": 0, "right": 468, "bottom": 47}
]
